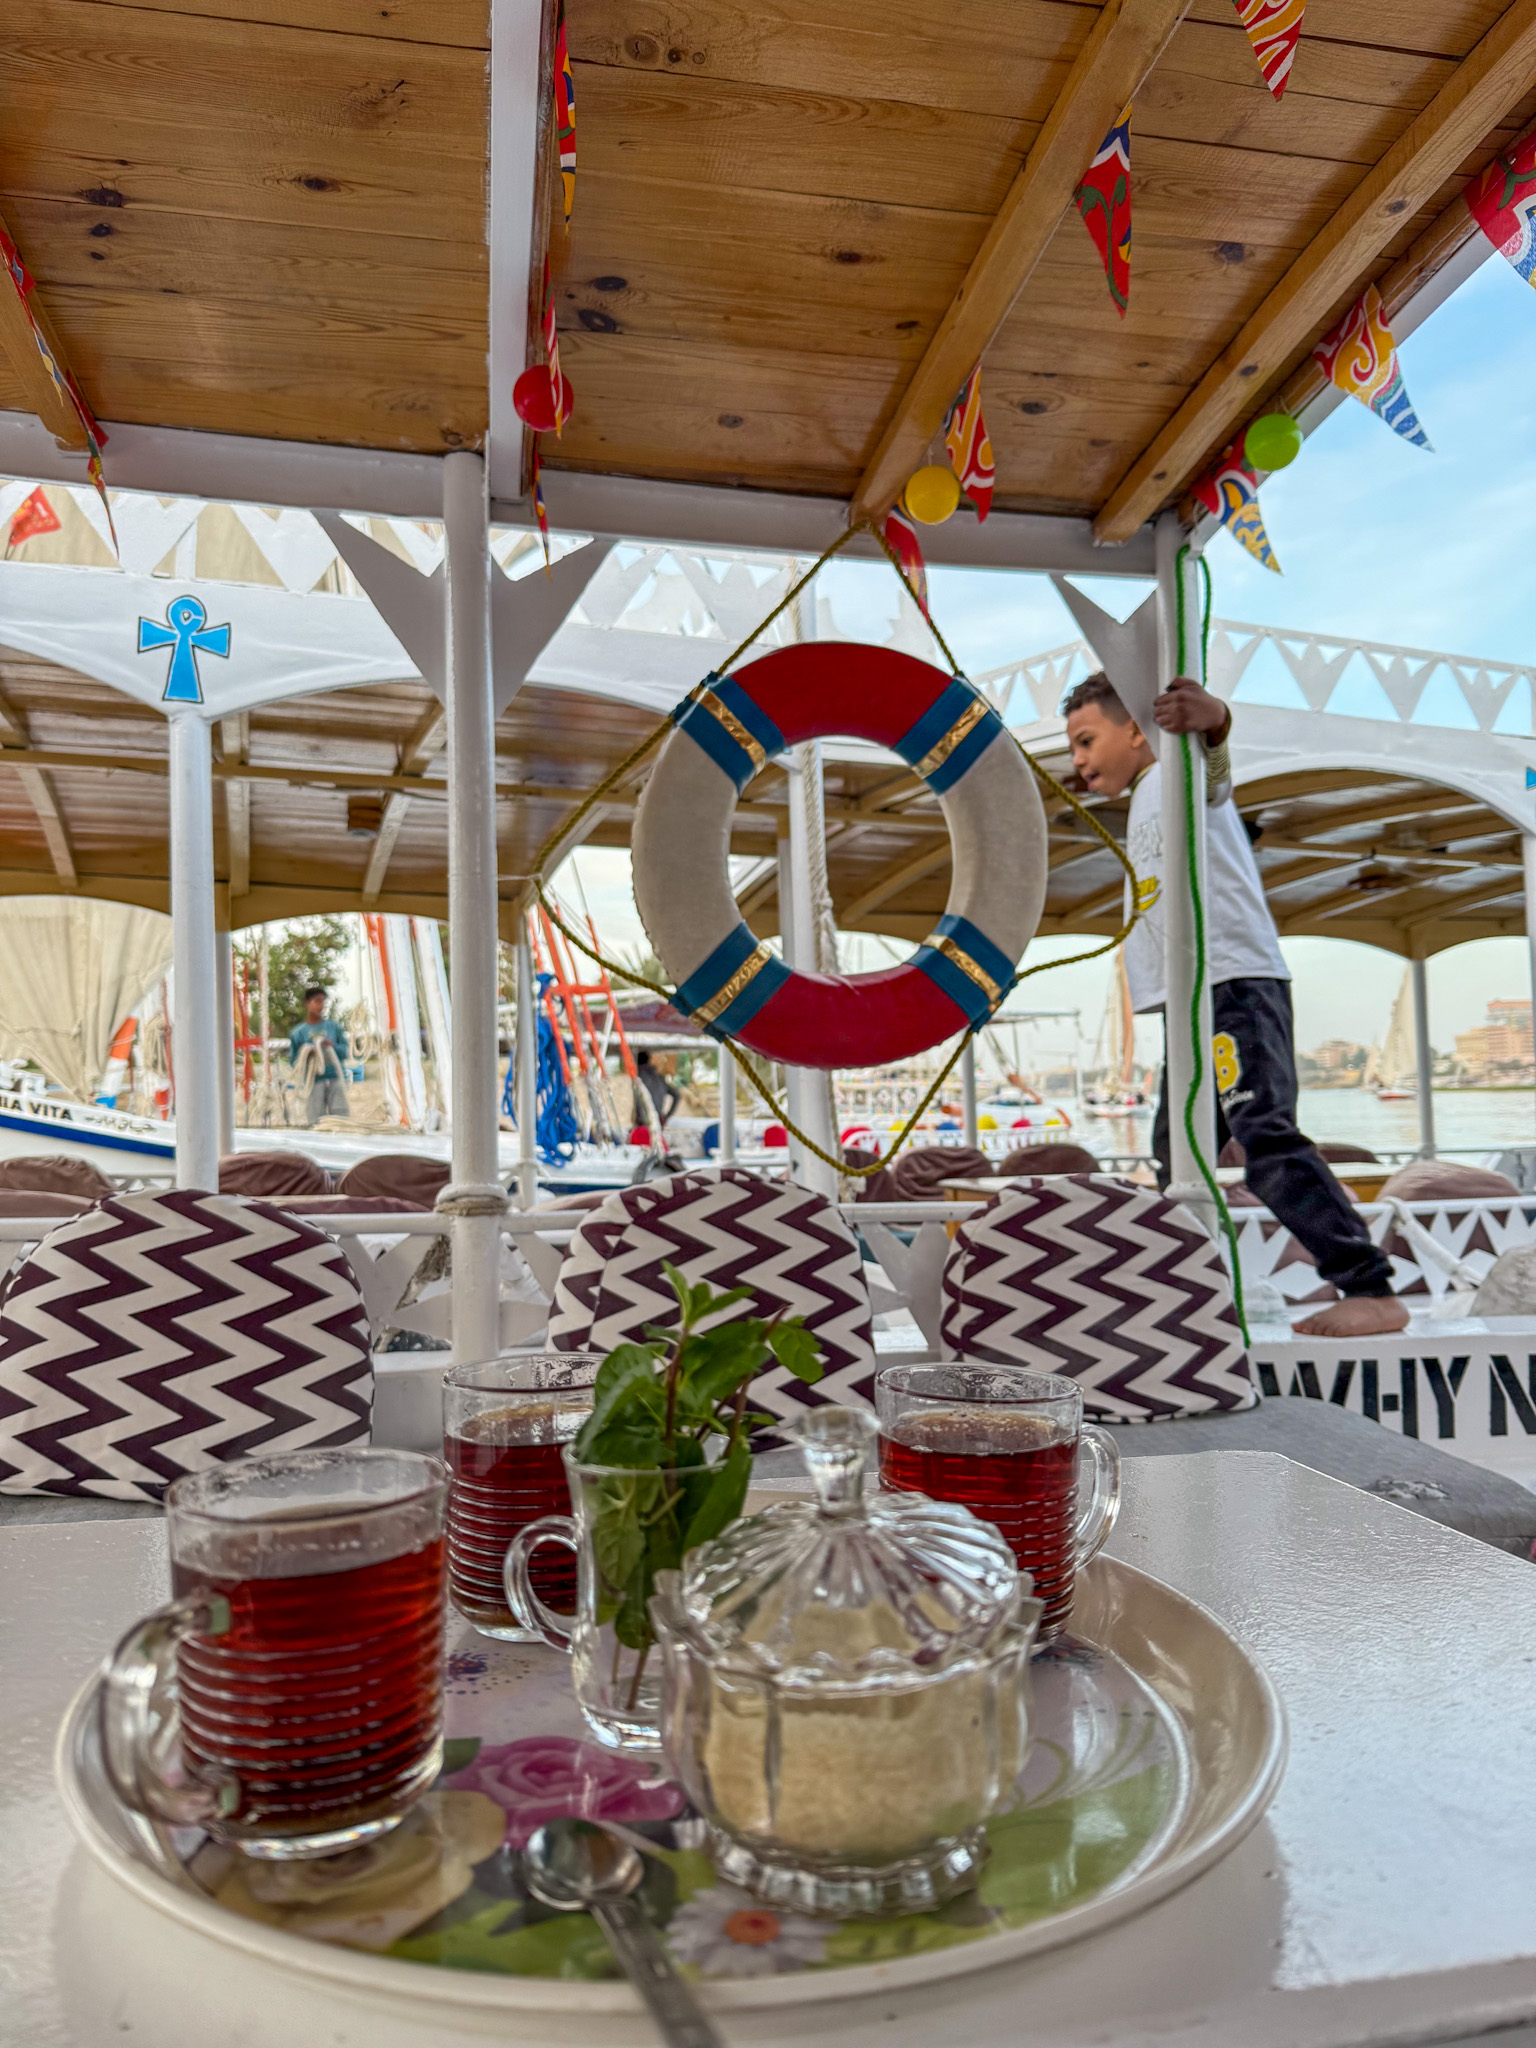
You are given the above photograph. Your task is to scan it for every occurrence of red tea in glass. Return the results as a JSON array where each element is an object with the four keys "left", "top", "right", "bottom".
[
  {"left": 442, "top": 1354, "right": 599, "bottom": 1640},
  {"left": 174, "top": 1535, "right": 445, "bottom": 1836},
  {"left": 102, "top": 1447, "right": 448, "bottom": 1860},
  {"left": 875, "top": 1365, "right": 1120, "bottom": 1639}
]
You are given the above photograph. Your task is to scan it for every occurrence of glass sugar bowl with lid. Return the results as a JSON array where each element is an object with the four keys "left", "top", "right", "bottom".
[{"left": 650, "top": 1406, "right": 1043, "bottom": 1917}]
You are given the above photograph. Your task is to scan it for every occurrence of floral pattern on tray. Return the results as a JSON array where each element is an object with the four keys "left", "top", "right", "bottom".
[{"left": 185, "top": 1627, "right": 1186, "bottom": 1982}]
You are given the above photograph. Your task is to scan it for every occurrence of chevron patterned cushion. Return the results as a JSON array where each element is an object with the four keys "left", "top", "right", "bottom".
[
  {"left": 548, "top": 1167, "right": 876, "bottom": 1423},
  {"left": 940, "top": 1176, "right": 1254, "bottom": 1421},
  {"left": 0, "top": 1190, "right": 373, "bottom": 1501}
]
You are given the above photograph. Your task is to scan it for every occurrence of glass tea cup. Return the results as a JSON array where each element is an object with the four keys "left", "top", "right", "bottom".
[
  {"left": 442, "top": 1352, "right": 599, "bottom": 1640},
  {"left": 100, "top": 1447, "right": 448, "bottom": 1860},
  {"left": 875, "top": 1363, "right": 1120, "bottom": 1639}
]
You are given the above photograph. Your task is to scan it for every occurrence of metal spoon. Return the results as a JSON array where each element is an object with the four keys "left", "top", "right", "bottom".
[{"left": 523, "top": 1817, "right": 725, "bottom": 2048}]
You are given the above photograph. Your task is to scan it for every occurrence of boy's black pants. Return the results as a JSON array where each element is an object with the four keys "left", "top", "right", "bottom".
[{"left": 1151, "top": 976, "right": 1394, "bottom": 1299}]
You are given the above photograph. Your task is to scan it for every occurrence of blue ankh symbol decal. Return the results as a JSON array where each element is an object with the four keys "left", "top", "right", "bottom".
[{"left": 137, "top": 595, "right": 232, "bottom": 705}]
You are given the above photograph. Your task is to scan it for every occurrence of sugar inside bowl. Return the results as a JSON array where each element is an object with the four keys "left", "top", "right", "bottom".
[{"left": 650, "top": 1407, "right": 1042, "bottom": 1918}]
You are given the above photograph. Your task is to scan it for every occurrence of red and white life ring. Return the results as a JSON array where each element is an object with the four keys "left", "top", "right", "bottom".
[{"left": 631, "top": 643, "right": 1046, "bottom": 1069}]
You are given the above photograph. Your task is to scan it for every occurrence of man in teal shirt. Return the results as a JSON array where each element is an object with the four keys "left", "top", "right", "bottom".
[{"left": 289, "top": 985, "right": 350, "bottom": 1125}]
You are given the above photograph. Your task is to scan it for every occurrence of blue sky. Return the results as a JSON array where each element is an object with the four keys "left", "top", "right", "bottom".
[{"left": 567, "top": 251, "right": 1536, "bottom": 1058}]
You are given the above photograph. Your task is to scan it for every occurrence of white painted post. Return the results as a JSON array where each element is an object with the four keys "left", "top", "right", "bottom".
[
  {"left": 215, "top": 924, "right": 235, "bottom": 1159},
  {"left": 514, "top": 933, "right": 540, "bottom": 1210},
  {"left": 961, "top": 1037, "right": 979, "bottom": 1151},
  {"left": 439, "top": 449, "right": 507, "bottom": 1364},
  {"left": 1155, "top": 512, "right": 1217, "bottom": 1231},
  {"left": 776, "top": 831, "right": 804, "bottom": 1155},
  {"left": 168, "top": 714, "right": 220, "bottom": 1191},
  {"left": 717, "top": 1041, "right": 737, "bottom": 1163},
  {"left": 1524, "top": 835, "right": 1536, "bottom": 1092},
  {"left": 783, "top": 748, "right": 839, "bottom": 1196},
  {"left": 1410, "top": 955, "right": 1437, "bottom": 1157}
]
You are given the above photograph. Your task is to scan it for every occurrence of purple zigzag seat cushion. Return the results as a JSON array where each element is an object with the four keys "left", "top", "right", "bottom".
[
  {"left": 548, "top": 1167, "right": 875, "bottom": 1423},
  {"left": 940, "top": 1175, "right": 1254, "bottom": 1422},
  {"left": 0, "top": 1189, "right": 373, "bottom": 1501}
]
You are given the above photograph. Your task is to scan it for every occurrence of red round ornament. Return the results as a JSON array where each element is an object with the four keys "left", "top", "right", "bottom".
[{"left": 513, "top": 364, "right": 575, "bottom": 432}]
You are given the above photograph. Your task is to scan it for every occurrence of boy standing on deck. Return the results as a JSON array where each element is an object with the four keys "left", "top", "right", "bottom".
[{"left": 1063, "top": 670, "right": 1407, "bottom": 1340}]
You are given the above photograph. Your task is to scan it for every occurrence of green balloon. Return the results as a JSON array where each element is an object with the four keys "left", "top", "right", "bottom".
[{"left": 1244, "top": 412, "right": 1303, "bottom": 473}]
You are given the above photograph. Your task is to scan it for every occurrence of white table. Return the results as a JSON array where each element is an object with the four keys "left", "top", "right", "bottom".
[{"left": 5, "top": 1453, "right": 1536, "bottom": 2048}]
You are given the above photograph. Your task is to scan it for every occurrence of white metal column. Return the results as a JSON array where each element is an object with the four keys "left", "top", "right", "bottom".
[
  {"left": 1154, "top": 513, "right": 1217, "bottom": 1230},
  {"left": 717, "top": 1042, "right": 737, "bottom": 1163},
  {"left": 439, "top": 449, "right": 506, "bottom": 1363},
  {"left": 168, "top": 713, "right": 220, "bottom": 1191},
  {"left": 513, "top": 934, "right": 540, "bottom": 1210},
  {"left": 960, "top": 1038, "right": 979, "bottom": 1150},
  {"left": 215, "top": 925, "right": 235, "bottom": 1159},
  {"left": 1524, "top": 836, "right": 1536, "bottom": 1091},
  {"left": 1410, "top": 956, "right": 1437, "bottom": 1157},
  {"left": 782, "top": 749, "right": 839, "bottom": 1197}
]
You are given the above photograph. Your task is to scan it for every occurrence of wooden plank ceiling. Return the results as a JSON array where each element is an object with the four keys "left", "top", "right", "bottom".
[
  {"left": 0, "top": 2, "right": 1534, "bottom": 526},
  {"left": 0, "top": 0, "right": 489, "bottom": 452},
  {"left": 0, "top": 644, "right": 1523, "bottom": 958},
  {"left": 552, "top": 0, "right": 1536, "bottom": 524}
]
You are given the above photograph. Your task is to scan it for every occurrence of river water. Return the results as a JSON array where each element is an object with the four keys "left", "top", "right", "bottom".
[{"left": 1075, "top": 1087, "right": 1536, "bottom": 1162}]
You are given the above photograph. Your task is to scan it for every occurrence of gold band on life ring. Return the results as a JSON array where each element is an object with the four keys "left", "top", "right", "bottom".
[
  {"left": 922, "top": 931, "right": 1003, "bottom": 1008},
  {"left": 911, "top": 696, "right": 989, "bottom": 783},
  {"left": 690, "top": 941, "right": 776, "bottom": 1027}
]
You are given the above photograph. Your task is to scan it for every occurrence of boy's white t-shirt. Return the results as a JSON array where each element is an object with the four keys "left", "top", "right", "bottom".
[{"left": 1122, "top": 760, "right": 1288, "bottom": 1013}]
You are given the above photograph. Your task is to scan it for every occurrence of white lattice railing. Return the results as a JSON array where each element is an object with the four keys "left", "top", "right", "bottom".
[{"left": 976, "top": 623, "right": 1536, "bottom": 738}]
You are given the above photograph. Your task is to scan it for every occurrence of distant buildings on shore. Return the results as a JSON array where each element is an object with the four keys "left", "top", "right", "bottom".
[
  {"left": 1298, "top": 1000, "right": 1535, "bottom": 1089},
  {"left": 1453, "top": 999, "right": 1534, "bottom": 1084}
]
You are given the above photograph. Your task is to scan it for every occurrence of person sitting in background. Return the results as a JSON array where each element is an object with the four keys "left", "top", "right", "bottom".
[
  {"left": 288, "top": 985, "right": 350, "bottom": 1126},
  {"left": 1063, "top": 670, "right": 1407, "bottom": 1340}
]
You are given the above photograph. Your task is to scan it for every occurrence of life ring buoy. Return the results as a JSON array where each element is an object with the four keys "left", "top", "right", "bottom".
[{"left": 632, "top": 643, "right": 1046, "bottom": 1069}]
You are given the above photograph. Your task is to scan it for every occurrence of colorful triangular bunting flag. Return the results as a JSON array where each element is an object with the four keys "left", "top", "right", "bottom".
[
  {"left": 531, "top": 443, "right": 551, "bottom": 575},
  {"left": 6, "top": 486, "right": 59, "bottom": 551},
  {"left": 1074, "top": 105, "right": 1132, "bottom": 315},
  {"left": 1465, "top": 126, "right": 1536, "bottom": 286},
  {"left": 0, "top": 224, "right": 117, "bottom": 554},
  {"left": 554, "top": 0, "right": 577, "bottom": 228},
  {"left": 944, "top": 366, "right": 994, "bottom": 522},
  {"left": 1191, "top": 437, "right": 1281, "bottom": 573},
  {"left": 882, "top": 505, "right": 929, "bottom": 618},
  {"left": 541, "top": 257, "right": 567, "bottom": 435},
  {"left": 1231, "top": 0, "right": 1305, "bottom": 99},
  {"left": 1313, "top": 282, "right": 1431, "bottom": 449}
]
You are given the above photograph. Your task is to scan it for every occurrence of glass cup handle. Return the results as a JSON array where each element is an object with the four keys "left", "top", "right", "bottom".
[
  {"left": 1075, "top": 1424, "right": 1123, "bottom": 1568},
  {"left": 99, "top": 1591, "right": 241, "bottom": 1827},
  {"left": 504, "top": 1516, "right": 579, "bottom": 1649}
]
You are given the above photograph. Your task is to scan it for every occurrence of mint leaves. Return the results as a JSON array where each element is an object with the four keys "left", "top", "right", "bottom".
[{"left": 571, "top": 1264, "right": 823, "bottom": 1691}]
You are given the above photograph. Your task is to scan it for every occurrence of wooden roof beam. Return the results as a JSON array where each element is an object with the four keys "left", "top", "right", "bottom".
[
  {"left": 1096, "top": 0, "right": 1536, "bottom": 544},
  {"left": 0, "top": 207, "right": 91, "bottom": 452},
  {"left": 1242, "top": 787, "right": 1481, "bottom": 836},
  {"left": 850, "top": 0, "right": 1192, "bottom": 525},
  {"left": 839, "top": 845, "right": 953, "bottom": 925},
  {"left": 0, "top": 685, "right": 75, "bottom": 883}
]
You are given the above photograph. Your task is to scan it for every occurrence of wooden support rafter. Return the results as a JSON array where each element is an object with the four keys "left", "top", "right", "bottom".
[
  {"left": 1097, "top": 0, "right": 1536, "bottom": 543},
  {"left": 839, "top": 844, "right": 953, "bottom": 924},
  {"left": 850, "top": 0, "right": 1192, "bottom": 524},
  {"left": 362, "top": 701, "right": 447, "bottom": 907},
  {"left": 0, "top": 683, "right": 75, "bottom": 882},
  {"left": 0, "top": 205, "right": 90, "bottom": 452}
]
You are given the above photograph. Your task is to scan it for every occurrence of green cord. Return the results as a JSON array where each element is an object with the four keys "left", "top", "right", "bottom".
[{"left": 1173, "top": 545, "right": 1248, "bottom": 1340}]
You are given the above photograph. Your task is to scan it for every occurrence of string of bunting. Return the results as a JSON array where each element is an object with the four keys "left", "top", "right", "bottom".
[
  {"left": 1312, "top": 282, "right": 1431, "bottom": 449},
  {"left": 0, "top": 224, "right": 117, "bottom": 553},
  {"left": 529, "top": 523, "right": 1144, "bottom": 1181},
  {"left": 1075, "top": 103, "right": 1133, "bottom": 315},
  {"left": 1231, "top": 0, "right": 1306, "bottom": 99},
  {"left": 1190, "top": 435, "right": 1280, "bottom": 573},
  {"left": 1465, "top": 121, "right": 1536, "bottom": 286}
]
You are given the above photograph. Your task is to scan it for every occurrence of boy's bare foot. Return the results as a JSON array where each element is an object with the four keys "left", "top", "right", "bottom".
[{"left": 1291, "top": 1296, "right": 1409, "bottom": 1338}]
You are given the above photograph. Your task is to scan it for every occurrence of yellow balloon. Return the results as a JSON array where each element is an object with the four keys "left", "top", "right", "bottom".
[
  {"left": 903, "top": 464, "right": 961, "bottom": 525},
  {"left": 978, "top": 1114, "right": 998, "bottom": 1130}
]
